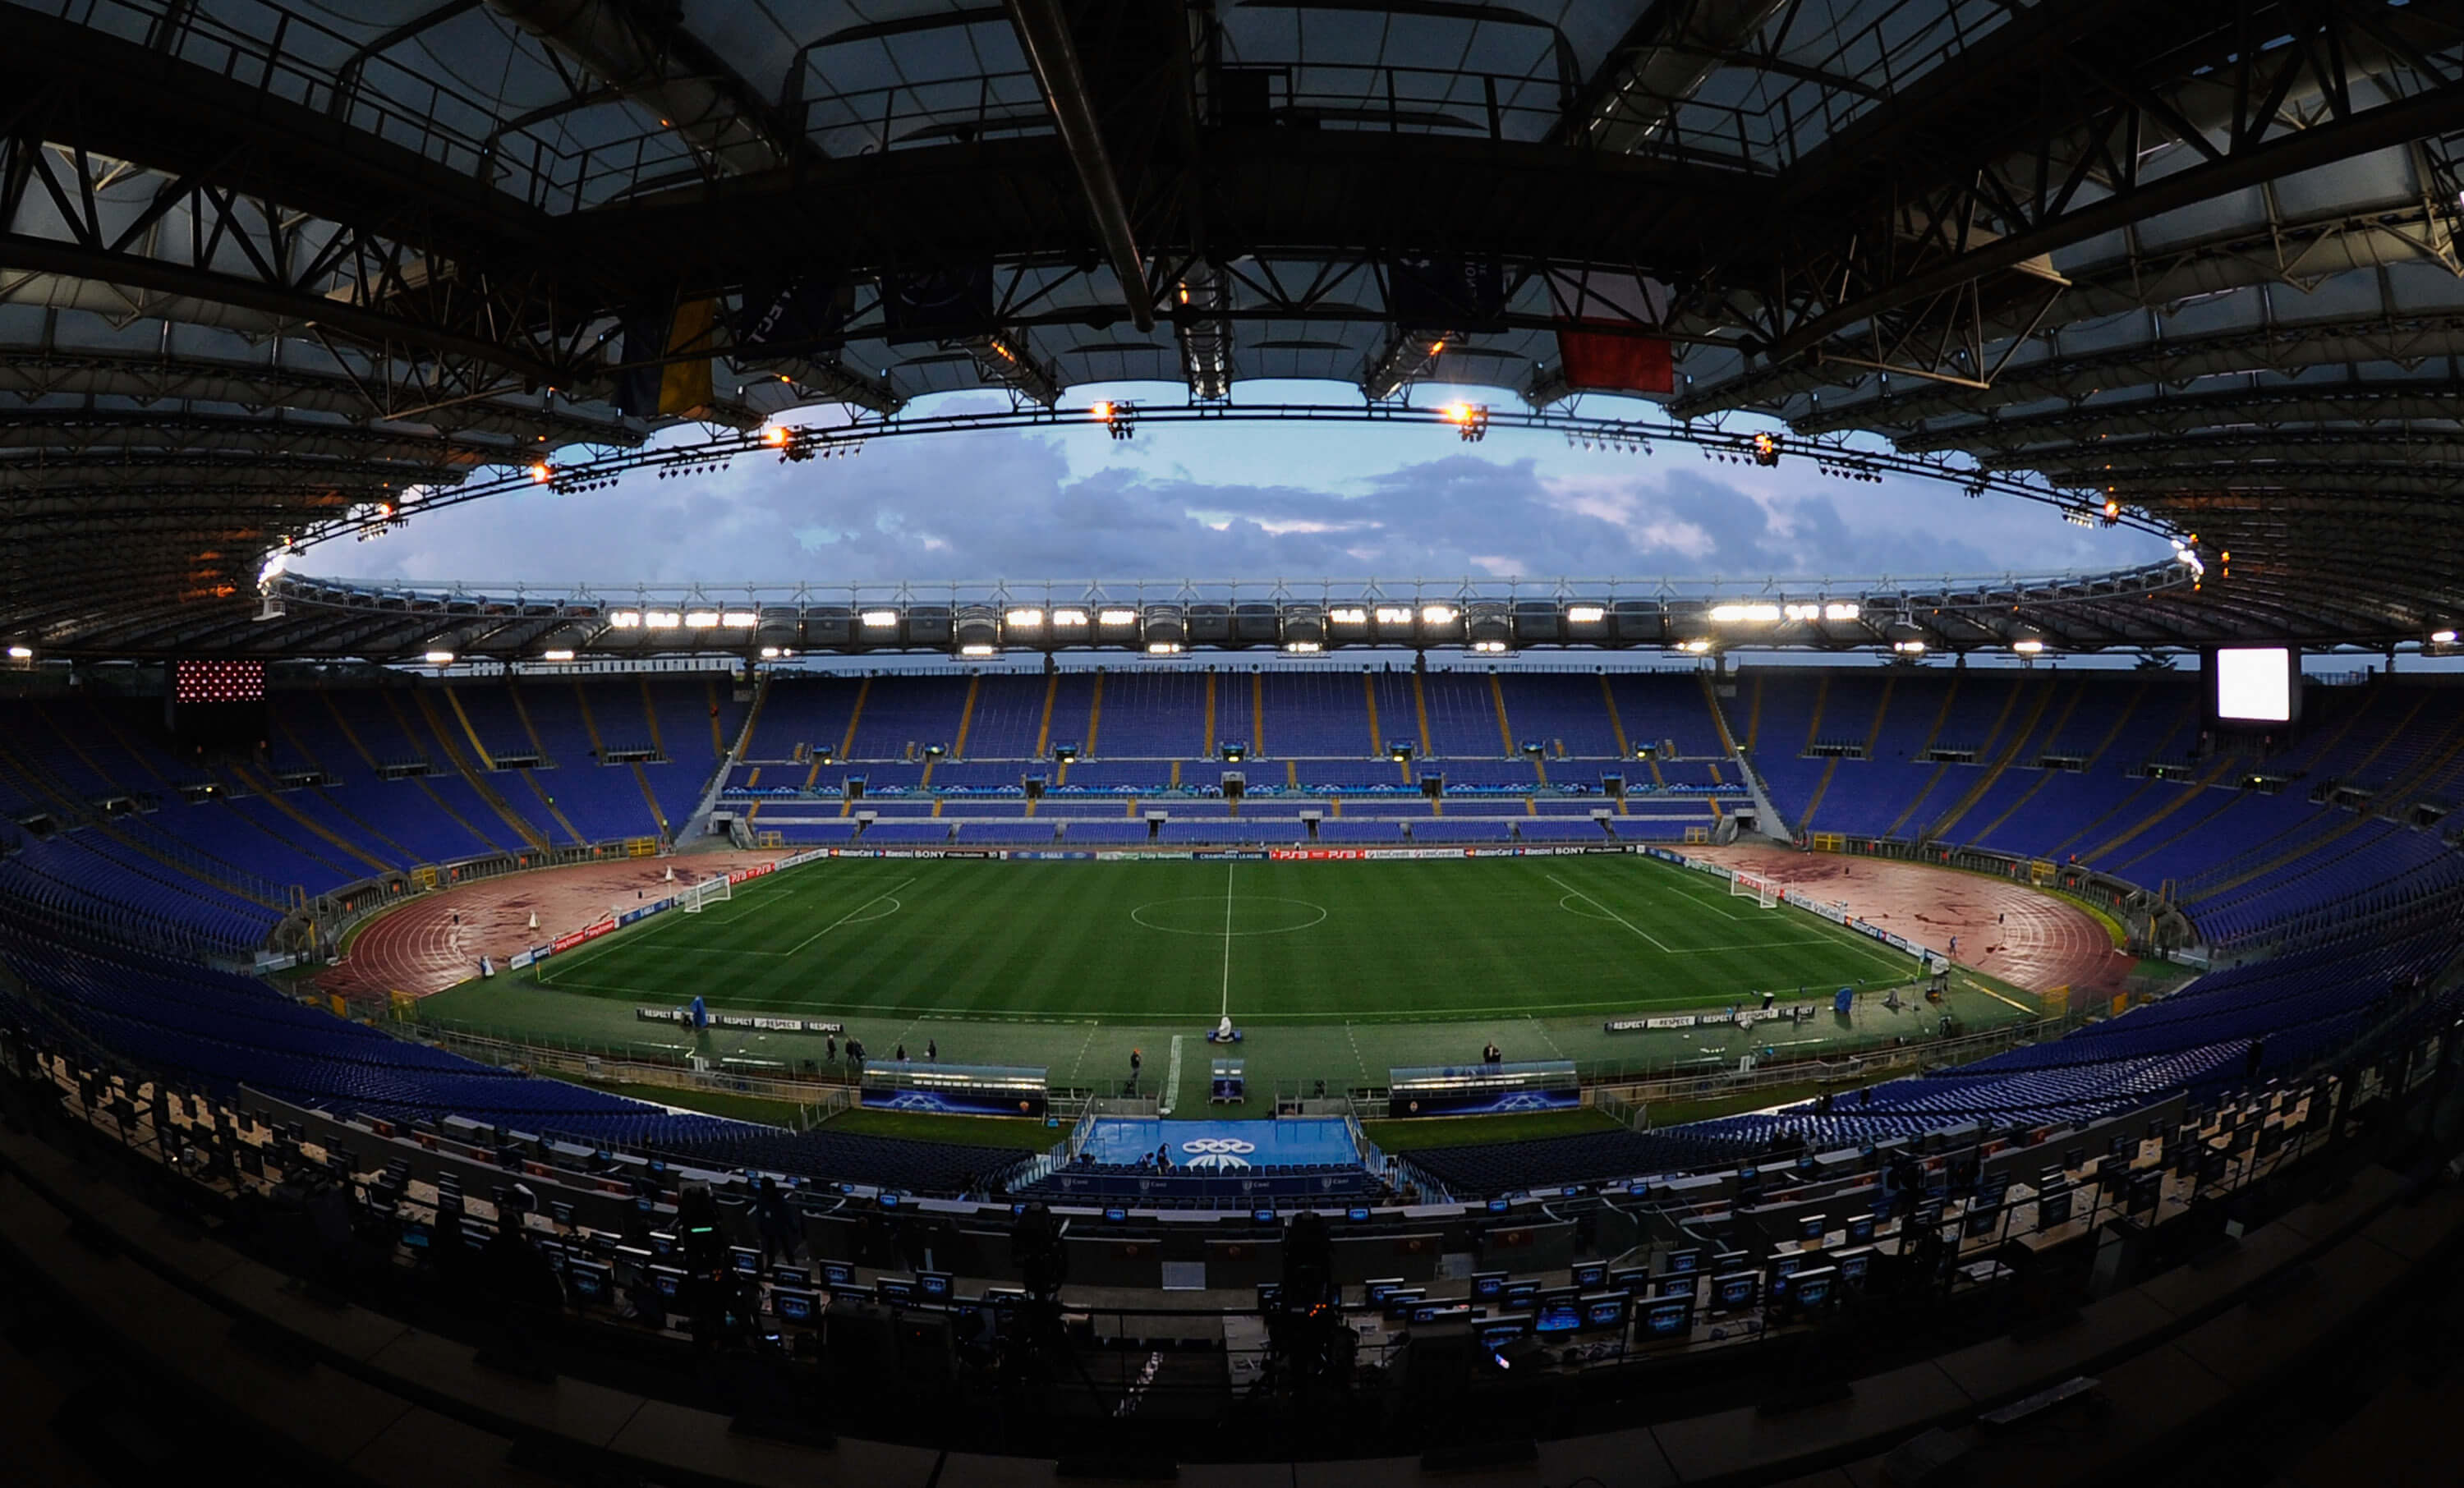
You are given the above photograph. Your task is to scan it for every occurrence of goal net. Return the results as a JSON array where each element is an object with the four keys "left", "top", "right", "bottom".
[
  {"left": 680, "top": 875, "right": 733, "bottom": 914},
  {"left": 1728, "top": 871, "right": 1781, "bottom": 909}
]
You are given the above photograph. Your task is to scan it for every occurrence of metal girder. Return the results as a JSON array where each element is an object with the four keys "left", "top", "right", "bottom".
[
  {"left": 0, "top": 406, "right": 536, "bottom": 465},
  {"left": 480, "top": 0, "right": 803, "bottom": 177},
  {"left": 0, "top": 348, "right": 648, "bottom": 444},
  {"left": 1795, "top": 308, "right": 2464, "bottom": 435},
  {"left": 2092, "top": 462, "right": 2464, "bottom": 498},
  {"left": 1556, "top": 0, "right": 1794, "bottom": 154},
  {"left": 2012, "top": 428, "right": 2464, "bottom": 471},
  {"left": 1005, "top": 0, "right": 1155, "bottom": 332},
  {"left": 1718, "top": 1, "right": 2464, "bottom": 383},
  {"left": 1894, "top": 380, "right": 2464, "bottom": 453}
]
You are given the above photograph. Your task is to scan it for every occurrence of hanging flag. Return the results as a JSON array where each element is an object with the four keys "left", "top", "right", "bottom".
[
  {"left": 1547, "top": 269, "right": 1676, "bottom": 396},
  {"left": 1556, "top": 328, "right": 1675, "bottom": 395},
  {"left": 738, "top": 276, "right": 844, "bottom": 351},
  {"left": 612, "top": 296, "right": 719, "bottom": 416},
  {"left": 879, "top": 264, "right": 995, "bottom": 344},
  {"left": 1387, "top": 256, "right": 1505, "bottom": 331}
]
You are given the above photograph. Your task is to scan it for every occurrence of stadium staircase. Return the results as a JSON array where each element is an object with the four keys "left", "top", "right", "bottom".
[
  {"left": 2081, "top": 755, "right": 2240, "bottom": 861},
  {"left": 1878, "top": 671, "right": 1964, "bottom": 838},
  {"left": 217, "top": 763, "right": 393, "bottom": 875},
  {"left": 411, "top": 691, "right": 549, "bottom": 852},
  {"left": 1923, "top": 674, "right": 2056, "bottom": 843}
]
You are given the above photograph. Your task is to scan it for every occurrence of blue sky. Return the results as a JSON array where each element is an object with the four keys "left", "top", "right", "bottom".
[{"left": 316, "top": 380, "right": 2173, "bottom": 586}]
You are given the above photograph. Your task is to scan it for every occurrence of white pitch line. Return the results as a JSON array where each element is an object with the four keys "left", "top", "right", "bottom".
[
  {"left": 1220, "top": 859, "right": 1235, "bottom": 1020},
  {"left": 1546, "top": 872, "right": 1673, "bottom": 952},
  {"left": 780, "top": 875, "right": 917, "bottom": 957},
  {"left": 1162, "top": 1034, "right": 1185, "bottom": 1115}
]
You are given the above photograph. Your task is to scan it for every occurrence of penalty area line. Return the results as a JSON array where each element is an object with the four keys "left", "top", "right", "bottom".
[{"left": 1545, "top": 873, "right": 1673, "bottom": 952}]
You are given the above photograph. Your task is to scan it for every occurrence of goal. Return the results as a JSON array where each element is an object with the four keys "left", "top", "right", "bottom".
[
  {"left": 680, "top": 875, "right": 733, "bottom": 914},
  {"left": 1729, "top": 871, "right": 1781, "bottom": 909}
]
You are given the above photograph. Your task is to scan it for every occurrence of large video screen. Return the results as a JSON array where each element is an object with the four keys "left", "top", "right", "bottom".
[{"left": 2213, "top": 647, "right": 2294, "bottom": 724}]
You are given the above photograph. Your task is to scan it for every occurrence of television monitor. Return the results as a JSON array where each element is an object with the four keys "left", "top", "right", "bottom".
[
  {"left": 1412, "top": 1302, "right": 1472, "bottom": 1325},
  {"left": 981, "top": 1286, "right": 1027, "bottom": 1311},
  {"left": 566, "top": 1260, "right": 609, "bottom": 1302},
  {"left": 550, "top": 1201, "right": 575, "bottom": 1227},
  {"left": 1381, "top": 1288, "right": 1427, "bottom": 1318},
  {"left": 648, "top": 1230, "right": 677, "bottom": 1256},
  {"left": 1581, "top": 1293, "right": 1630, "bottom": 1331},
  {"left": 731, "top": 1247, "right": 762, "bottom": 1275},
  {"left": 2127, "top": 1171, "right": 2163, "bottom": 1214},
  {"left": 649, "top": 1264, "right": 686, "bottom": 1298},
  {"left": 1256, "top": 1283, "right": 1282, "bottom": 1311},
  {"left": 2108, "top": 1132, "right": 2135, "bottom": 1162},
  {"left": 1666, "top": 1247, "right": 1704, "bottom": 1274},
  {"left": 1710, "top": 1249, "right": 1749, "bottom": 1274},
  {"left": 1469, "top": 1271, "right": 1507, "bottom": 1301},
  {"left": 1791, "top": 1266, "right": 1839, "bottom": 1310},
  {"left": 1846, "top": 1216, "right": 1875, "bottom": 1244},
  {"left": 1711, "top": 1271, "right": 1759, "bottom": 1312},
  {"left": 2038, "top": 1188, "right": 2074, "bottom": 1229},
  {"left": 1964, "top": 1207, "right": 2001, "bottom": 1239},
  {"left": 1914, "top": 1201, "right": 1945, "bottom": 1233},
  {"left": 878, "top": 1193, "right": 900, "bottom": 1210},
  {"left": 1609, "top": 1267, "right": 1649, "bottom": 1295},
  {"left": 1478, "top": 1316, "right": 1531, "bottom": 1350},
  {"left": 1505, "top": 1281, "right": 1539, "bottom": 1311},
  {"left": 917, "top": 1271, "right": 954, "bottom": 1302},
  {"left": 1532, "top": 1289, "right": 1584, "bottom": 1334},
  {"left": 1641, "top": 1295, "right": 1694, "bottom": 1340},
  {"left": 820, "top": 1261, "right": 855, "bottom": 1290},
  {"left": 770, "top": 1266, "right": 811, "bottom": 1289},
  {"left": 1654, "top": 1274, "right": 1695, "bottom": 1298},
  {"left": 1253, "top": 1209, "right": 1278, "bottom": 1225},
  {"left": 877, "top": 1278, "right": 917, "bottom": 1306},
  {"left": 1104, "top": 1206, "right": 1129, "bottom": 1224},
  {"left": 773, "top": 1287, "right": 818, "bottom": 1324},
  {"left": 1571, "top": 1260, "right": 1608, "bottom": 1289},
  {"left": 1772, "top": 1252, "right": 1807, "bottom": 1280},
  {"left": 1800, "top": 1215, "right": 1827, "bottom": 1244},
  {"left": 1347, "top": 1206, "right": 1372, "bottom": 1223},
  {"left": 1365, "top": 1278, "right": 1407, "bottom": 1304},
  {"left": 1834, "top": 1247, "right": 1873, "bottom": 1288},
  {"left": 402, "top": 1224, "right": 432, "bottom": 1251},
  {"left": 1487, "top": 1197, "right": 1510, "bottom": 1214}
]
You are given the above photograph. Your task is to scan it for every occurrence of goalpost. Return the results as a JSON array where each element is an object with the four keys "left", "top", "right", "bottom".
[
  {"left": 1728, "top": 870, "right": 1781, "bottom": 909},
  {"left": 681, "top": 875, "right": 733, "bottom": 914}
]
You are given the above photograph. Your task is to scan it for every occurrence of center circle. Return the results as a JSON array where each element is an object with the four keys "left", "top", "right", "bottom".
[{"left": 1129, "top": 896, "right": 1330, "bottom": 937}]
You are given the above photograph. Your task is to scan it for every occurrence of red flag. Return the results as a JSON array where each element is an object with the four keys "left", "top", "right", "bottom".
[{"left": 1556, "top": 325, "right": 1674, "bottom": 395}]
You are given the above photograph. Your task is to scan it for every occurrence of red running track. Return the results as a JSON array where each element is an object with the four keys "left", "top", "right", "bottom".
[
  {"left": 315, "top": 851, "right": 783, "bottom": 1006},
  {"left": 1690, "top": 844, "right": 2133, "bottom": 1000}
]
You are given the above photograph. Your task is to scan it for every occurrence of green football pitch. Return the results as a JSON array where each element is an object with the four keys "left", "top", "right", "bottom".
[{"left": 418, "top": 854, "right": 2045, "bottom": 1114}]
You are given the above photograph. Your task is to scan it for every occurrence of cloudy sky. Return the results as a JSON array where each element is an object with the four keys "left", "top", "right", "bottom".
[{"left": 315, "top": 380, "right": 2172, "bottom": 587}]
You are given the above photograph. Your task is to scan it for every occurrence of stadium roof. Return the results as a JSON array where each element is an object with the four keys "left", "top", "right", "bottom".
[{"left": 7, "top": 0, "right": 2464, "bottom": 658}]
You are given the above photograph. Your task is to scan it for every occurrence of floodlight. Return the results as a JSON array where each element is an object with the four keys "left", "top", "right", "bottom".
[
  {"left": 1679, "top": 639, "right": 1712, "bottom": 654},
  {"left": 1089, "top": 401, "right": 1113, "bottom": 420},
  {"left": 1783, "top": 603, "right": 1817, "bottom": 621},
  {"left": 683, "top": 610, "right": 719, "bottom": 628},
  {"left": 1004, "top": 608, "right": 1045, "bottom": 627},
  {"left": 1472, "top": 640, "right": 1509, "bottom": 654},
  {"left": 859, "top": 609, "right": 899, "bottom": 627},
  {"left": 1420, "top": 604, "right": 1458, "bottom": 625},
  {"left": 721, "top": 611, "right": 758, "bottom": 627},
  {"left": 1709, "top": 604, "right": 1781, "bottom": 622},
  {"left": 530, "top": 462, "right": 553, "bottom": 483},
  {"left": 1328, "top": 607, "right": 1368, "bottom": 625},
  {"left": 1052, "top": 607, "right": 1090, "bottom": 626},
  {"left": 541, "top": 648, "right": 576, "bottom": 662},
  {"left": 758, "top": 645, "right": 781, "bottom": 659},
  {"left": 1147, "top": 641, "right": 1184, "bottom": 654},
  {"left": 1565, "top": 605, "right": 1607, "bottom": 624},
  {"left": 1375, "top": 605, "right": 1414, "bottom": 625},
  {"left": 609, "top": 610, "right": 642, "bottom": 628},
  {"left": 1824, "top": 602, "right": 1860, "bottom": 621},
  {"left": 959, "top": 644, "right": 998, "bottom": 657},
  {"left": 5, "top": 645, "right": 31, "bottom": 660},
  {"left": 2012, "top": 639, "right": 2046, "bottom": 654},
  {"left": 761, "top": 424, "right": 788, "bottom": 447},
  {"left": 2434, "top": 629, "right": 2459, "bottom": 645},
  {"left": 1284, "top": 641, "right": 1322, "bottom": 654},
  {"left": 1098, "top": 609, "right": 1138, "bottom": 626},
  {"left": 645, "top": 609, "right": 682, "bottom": 628},
  {"left": 425, "top": 650, "right": 456, "bottom": 665},
  {"left": 1894, "top": 640, "right": 1928, "bottom": 654}
]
